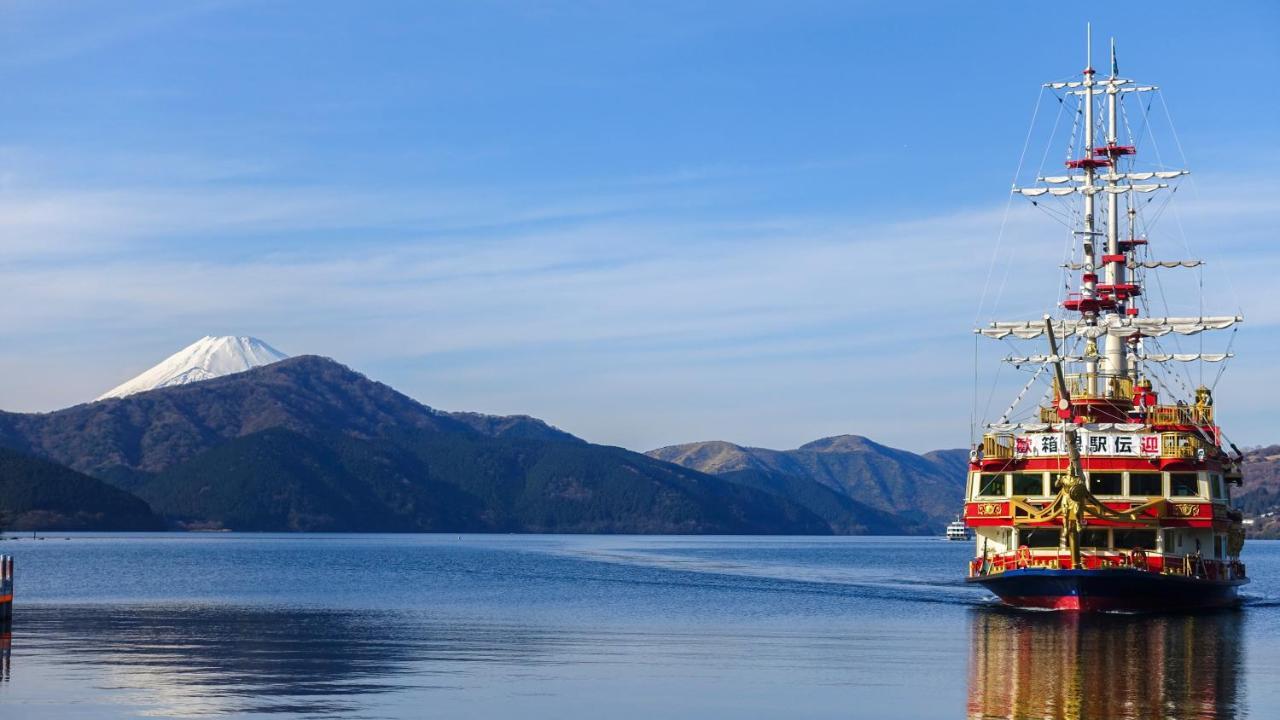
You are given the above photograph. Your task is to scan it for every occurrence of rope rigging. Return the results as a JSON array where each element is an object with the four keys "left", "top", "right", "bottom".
[{"left": 973, "top": 59, "right": 1238, "bottom": 429}]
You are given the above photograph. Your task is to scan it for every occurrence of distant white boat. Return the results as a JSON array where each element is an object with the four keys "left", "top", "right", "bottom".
[{"left": 946, "top": 517, "right": 971, "bottom": 541}]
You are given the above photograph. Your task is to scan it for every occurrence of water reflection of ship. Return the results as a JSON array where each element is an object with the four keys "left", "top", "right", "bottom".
[{"left": 967, "top": 609, "right": 1243, "bottom": 720}]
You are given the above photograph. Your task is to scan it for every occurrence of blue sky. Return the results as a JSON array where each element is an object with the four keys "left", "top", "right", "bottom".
[{"left": 0, "top": 1, "right": 1276, "bottom": 453}]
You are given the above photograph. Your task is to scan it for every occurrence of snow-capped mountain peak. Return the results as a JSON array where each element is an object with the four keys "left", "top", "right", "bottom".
[{"left": 97, "top": 336, "right": 289, "bottom": 400}]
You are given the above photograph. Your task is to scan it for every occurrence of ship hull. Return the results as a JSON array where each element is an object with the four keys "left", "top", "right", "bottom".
[{"left": 968, "top": 568, "right": 1247, "bottom": 612}]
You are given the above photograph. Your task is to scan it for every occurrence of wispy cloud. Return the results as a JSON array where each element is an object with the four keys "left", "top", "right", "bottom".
[
  {"left": 0, "top": 163, "right": 1272, "bottom": 452},
  {"left": 0, "top": 0, "right": 242, "bottom": 70}
]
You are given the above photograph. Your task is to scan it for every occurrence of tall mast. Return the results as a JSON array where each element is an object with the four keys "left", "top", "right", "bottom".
[
  {"left": 1080, "top": 25, "right": 1099, "bottom": 393},
  {"left": 1102, "top": 37, "right": 1127, "bottom": 391}
]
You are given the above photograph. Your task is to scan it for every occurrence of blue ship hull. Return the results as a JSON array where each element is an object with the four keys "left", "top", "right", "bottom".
[{"left": 967, "top": 568, "right": 1247, "bottom": 611}]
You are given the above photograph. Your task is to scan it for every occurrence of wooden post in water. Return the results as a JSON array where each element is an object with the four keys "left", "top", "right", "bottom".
[
  {"left": 0, "top": 555, "right": 8, "bottom": 681},
  {"left": 0, "top": 554, "right": 9, "bottom": 683},
  {"left": 0, "top": 555, "right": 12, "bottom": 623}
]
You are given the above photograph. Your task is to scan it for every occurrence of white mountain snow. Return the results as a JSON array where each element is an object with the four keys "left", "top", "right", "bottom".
[{"left": 97, "top": 336, "right": 290, "bottom": 400}]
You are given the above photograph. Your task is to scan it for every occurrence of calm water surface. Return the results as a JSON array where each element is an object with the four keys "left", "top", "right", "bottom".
[{"left": 0, "top": 534, "right": 1277, "bottom": 719}]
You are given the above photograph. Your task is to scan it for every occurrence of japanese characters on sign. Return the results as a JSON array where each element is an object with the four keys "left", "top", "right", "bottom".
[{"left": 1013, "top": 433, "right": 1161, "bottom": 458}]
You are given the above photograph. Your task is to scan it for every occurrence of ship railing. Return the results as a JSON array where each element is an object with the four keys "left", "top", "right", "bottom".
[
  {"left": 1160, "top": 432, "right": 1203, "bottom": 460},
  {"left": 1061, "top": 373, "right": 1135, "bottom": 402},
  {"left": 982, "top": 433, "right": 1015, "bottom": 460},
  {"left": 969, "top": 499, "right": 1223, "bottom": 523},
  {"left": 1148, "top": 404, "right": 1213, "bottom": 426},
  {"left": 968, "top": 549, "right": 1246, "bottom": 581},
  {"left": 1034, "top": 403, "right": 1214, "bottom": 428}
]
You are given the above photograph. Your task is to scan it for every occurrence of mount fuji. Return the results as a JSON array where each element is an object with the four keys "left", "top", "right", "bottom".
[{"left": 97, "top": 336, "right": 289, "bottom": 400}]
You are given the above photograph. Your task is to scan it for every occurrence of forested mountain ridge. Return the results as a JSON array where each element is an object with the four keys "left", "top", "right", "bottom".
[
  {"left": 0, "top": 447, "right": 163, "bottom": 531},
  {"left": 0, "top": 357, "right": 830, "bottom": 533},
  {"left": 648, "top": 436, "right": 968, "bottom": 533},
  {"left": 0, "top": 355, "right": 992, "bottom": 534}
]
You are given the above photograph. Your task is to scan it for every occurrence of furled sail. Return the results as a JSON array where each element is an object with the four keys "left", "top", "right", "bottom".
[
  {"left": 1062, "top": 85, "right": 1157, "bottom": 95},
  {"left": 977, "top": 315, "right": 1242, "bottom": 340},
  {"left": 1014, "top": 184, "right": 1166, "bottom": 196},
  {"left": 1043, "top": 79, "right": 1155, "bottom": 93},
  {"left": 1015, "top": 187, "right": 1074, "bottom": 197},
  {"left": 1003, "top": 355, "right": 1085, "bottom": 364},
  {"left": 1135, "top": 260, "right": 1203, "bottom": 268},
  {"left": 1040, "top": 170, "right": 1188, "bottom": 184},
  {"left": 1004, "top": 352, "right": 1233, "bottom": 364},
  {"left": 1064, "top": 260, "right": 1203, "bottom": 270},
  {"left": 1141, "top": 352, "right": 1233, "bottom": 362}
]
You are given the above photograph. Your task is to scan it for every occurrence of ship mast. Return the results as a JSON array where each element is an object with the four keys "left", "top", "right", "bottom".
[
  {"left": 1101, "top": 37, "right": 1127, "bottom": 392},
  {"left": 1080, "top": 26, "right": 1100, "bottom": 393},
  {"left": 1079, "top": 31, "right": 1134, "bottom": 398}
]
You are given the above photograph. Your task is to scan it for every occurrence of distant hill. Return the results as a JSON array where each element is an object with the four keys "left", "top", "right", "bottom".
[
  {"left": 922, "top": 448, "right": 971, "bottom": 482},
  {"left": 648, "top": 436, "right": 968, "bottom": 533},
  {"left": 1232, "top": 446, "right": 1280, "bottom": 538},
  {"left": 713, "top": 467, "right": 911, "bottom": 534},
  {"left": 121, "top": 426, "right": 832, "bottom": 534},
  {"left": 0, "top": 356, "right": 829, "bottom": 534},
  {"left": 125, "top": 428, "right": 484, "bottom": 532},
  {"left": 446, "top": 412, "right": 584, "bottom": 444},
  {"left": 0, "top": 447, "right": 163, "bottom": 531}
]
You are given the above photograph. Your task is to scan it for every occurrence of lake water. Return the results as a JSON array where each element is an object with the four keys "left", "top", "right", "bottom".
[{"left": 0, "top": 534, "right": 1278, "bottom": 719}]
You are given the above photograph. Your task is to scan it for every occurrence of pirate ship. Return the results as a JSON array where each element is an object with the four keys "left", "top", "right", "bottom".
[{"left": 963, "top": 35, "right": 1248, "bottom": 611}]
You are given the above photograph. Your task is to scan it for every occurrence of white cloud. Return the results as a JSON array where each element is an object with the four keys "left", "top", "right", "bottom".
[
  {"left": 0, "top": 166, "right": 1274, "bottom": 453},
  {"left": 0, "top": 0, "right": 242, "bottom": 70}
]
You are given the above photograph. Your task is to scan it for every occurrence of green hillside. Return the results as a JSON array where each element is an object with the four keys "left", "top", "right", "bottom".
[{"left": 0, "top": 447, "right": 163, "bottom": 531}]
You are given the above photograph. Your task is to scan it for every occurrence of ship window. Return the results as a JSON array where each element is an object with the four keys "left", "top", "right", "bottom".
[
  {"left": 1021, "top": 528, "right": 1060, "bottom": 549},
  {"left": 976, "top": 474, "right": 1006, "bottom": 497},
  {"left": 1081, "top": 529, "right": 1110, "bottom": 549},
  {"left": 1170, "top": 473, "right": 1199, "bottom": 497},
  {"left": 1128, "top": 472, "right": 1163, "bottom": 497},
  {"left": 1087, "top": 472, "right": 1123, "bottom": 495},
  {"left": 1113, "top": 530, "right": 1158, "bottom": 551},
  {"left": 1211, "top": 475, "right": 1225, "bottom": 499},
  {"left": 1012, "top": 473, "right": 1045, "bottom": 496}
]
